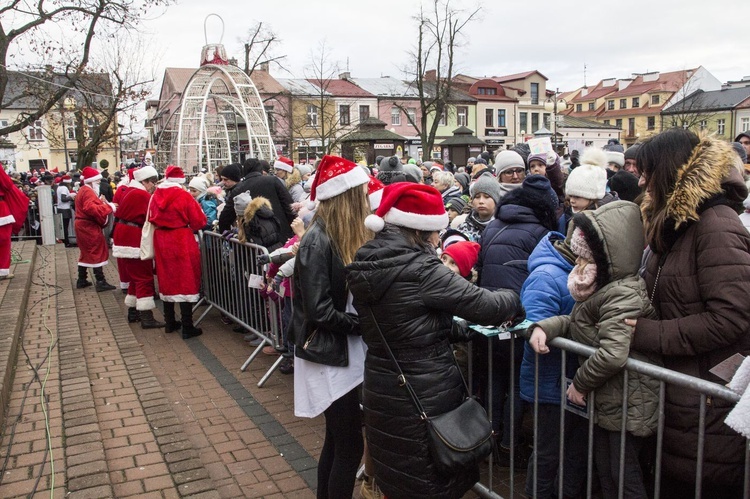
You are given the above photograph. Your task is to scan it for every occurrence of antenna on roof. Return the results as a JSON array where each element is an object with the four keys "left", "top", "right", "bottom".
[
  {"left": 583, "top": 62, "right": 587, "bottom": 88},
  {"left": 347, "top": 57, "right": 350, "bottom": 72}
]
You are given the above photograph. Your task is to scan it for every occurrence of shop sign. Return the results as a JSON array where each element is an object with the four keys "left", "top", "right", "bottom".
[
  {"left": 373, "top": 143, "right": 394, "bottom": 150},
  {"left": 485, "top": 128, "right": 507, "bottom": 136}
]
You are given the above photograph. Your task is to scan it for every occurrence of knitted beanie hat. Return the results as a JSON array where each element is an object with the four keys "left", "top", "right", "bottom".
[
  {"left": 442, "top": 241, "right": 481, "bottom": 278},
  {"left": 570, "top": 227, "right": 593, "bottom": 262},
  {"left": 565, "top": 148, "right": 608, "bottom": 200},
  {"left": 470, "top": 173, "right": 502, "bottom": 205},
  {"left": 606, "top": 151, "right": 625, "bottom": 168},
  {"left": 379, "top": 156, "right": 403, "bottom": 173},
  {"left": 493, "top": 150, "right": 525, "bottom": 174}
]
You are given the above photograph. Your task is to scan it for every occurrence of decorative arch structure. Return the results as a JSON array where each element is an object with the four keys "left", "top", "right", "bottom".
[{"left": 156, "top": 21, "right": 275, "bottom": 174}]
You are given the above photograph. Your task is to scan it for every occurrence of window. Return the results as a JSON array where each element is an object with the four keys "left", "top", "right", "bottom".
[
  {"left": 607, "top": 100, "right": 615, "bottom": 111},
  {"left": 485, "top": 109, "right": 493, "bottom": 127},
  {"left": 0, "top": 119, "right": 7, "bottom": 139},
  {"left": 647, "top": 116, "right": 655, "bottom": 130},
  {"left": 651, "top": 94, "right": 660, "bottom": 105},
  {"left": 632, "top": 97, "right": 640, "bottom": 108},
  {"left": 391, "top": 107, "right": 401, "bottom": 126},
  {"left": 628, "top": 118, "right": 635, "bottom": 136},
  {"left": 359, "top": 105, "right": 370, "bottom": 121},
  {"left": 406, "top": 107, "right": 416, "bottom": 126},
  {"left": 530, "top": 83, "right": 539, "bottom": 105},
  {"left": 615, "top": 118, "right": 623, "bottom": 129},
  {"left": 699, "top": 120, "right": 707, "bottom": 131},
  {"left": 456, "top": 106, "right": 468, "bottom": 127},
  {"left": 339, "top": 105, "right": 350, "bottom": 126},
  {"left": 477, "top": 87, "right": 497, "bottom": 96},
  {"left": 438, "top": 110, "right": 447, "bottom": 126},
  {"left": 742, "top": 117, "right": 750, "bottom": 132},
  {"left": 265, "top": 105, "right": 275, "bottom": 133},
  {"left": 588, "top": 102, "right": 595, "bottom": 111},
  {"left": 717, "top": 119, "right": 726, "bottom": 135},
  {"left": 66, "top": 117, "right": 76, "bottom": 140},
  {"left": 603, "top": 119, "right": 611, "bottom": 125},
  {"left": 576, "top": 103, "right": 582, "bottom": 113},
  {"left": 86, "top": 118, "right": 98, "bottom": 139},
  {"left": 519, "top": 112, "right": 528, "bottom": 133},
  {"left": 497, "top": 109, "right": 506, "bottom": 127},
  {"left": 307, "top": 105, "right": 318, "bottom": 127},
  {"left": 531, "top": 113, "right": 539, "bottom": 133},
  {"left": 620, "top": 99, "right": 627, "bottom": 109},
  {"left": 28, "top": 120, "right": 43, "bottom": 141}
]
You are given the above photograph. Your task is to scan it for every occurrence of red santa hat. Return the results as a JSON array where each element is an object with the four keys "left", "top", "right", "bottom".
[
  {"left": 29, "top": 176, "right": 39, "bottom": 184},
  {"left": 273, "top": 159, "right": 293, "bottom": 173},
  {"left": 61, "top": 175, "right": 72, "bottom": 183},
  {"left": 164, "top": 165, "right": 185, "bottom": 184},
  {"left": 81, "top": 166, "right": 102, "bottom": 184},
  {"left": 365, "top": 183, "right": 449, "bottom": 233},
  {"left": 309, "top": 155, "right": 369, "bottom": 202},
  {"left": 442, "top": 241, "right": 481, "bottom": 278},
  {"left": 54, "top": 176, "right": 63, "bottom": 184},
  {"left": 367, "top": 175, "right": 385, "bottom": 211}
]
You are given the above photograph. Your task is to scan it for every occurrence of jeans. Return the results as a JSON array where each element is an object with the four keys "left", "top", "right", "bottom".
[{"left": 593, "top": 426, "right": 647, "bottom": 499}]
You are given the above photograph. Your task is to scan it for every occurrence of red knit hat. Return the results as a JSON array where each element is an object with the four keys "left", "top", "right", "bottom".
[
  {"left": 442, "top": 241, "right": 481, "bottom": 277},
  {"left": 164, "top": 165, "right": 185, "bottom": 184},
  {"left": 81, "top": 166, "right": 102, "bottom": 184},
  {"left": 364, "top": 183, "right": 448, "bottom": 232},
  {"left": 367, "top": 176, "right": 385, "bottom": 210},
  {"left": 309, "top": 155, "right": 369, "bottom": 202}
]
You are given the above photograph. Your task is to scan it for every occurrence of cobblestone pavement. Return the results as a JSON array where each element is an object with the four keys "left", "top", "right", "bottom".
[{"left": 0, "top": 242, "right": 524, "bottom": 498}]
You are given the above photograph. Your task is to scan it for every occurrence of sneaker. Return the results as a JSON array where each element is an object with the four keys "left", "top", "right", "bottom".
[
  {"left": 279, "top": 357, "right": 294, "bottom": 375},
  {"left": 245, "top": 334, "right": 263, "bottom": 347},
  {"left": 220, "top": 314, "right": 233, "bottom": 325},
  {"left": 262, "top": 345, "right": 283, "bottom": 356}
]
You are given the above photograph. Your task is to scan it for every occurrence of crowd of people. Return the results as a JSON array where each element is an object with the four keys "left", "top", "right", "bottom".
[{"left": 2, "top": 129, "right": 750, "bottom": 499}]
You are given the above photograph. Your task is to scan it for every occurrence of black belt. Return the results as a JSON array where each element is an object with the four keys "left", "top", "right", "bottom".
[{"left": 115, "top": 217, "right": 143, "bottom": 228}]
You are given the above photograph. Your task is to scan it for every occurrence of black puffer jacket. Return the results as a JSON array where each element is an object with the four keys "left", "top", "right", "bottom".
[{"left": 346, "top": 227, "right": 521, "bottom": 499}]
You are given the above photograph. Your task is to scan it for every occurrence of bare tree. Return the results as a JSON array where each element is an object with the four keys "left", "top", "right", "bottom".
[
  {"left": 661, "top": 90, "right": 720, "bottom": 133},
  {"left": 0, "top": 0, "right": 169, "bottom": 137},
  {"left": 238, "top": 22, "right": 287, "bottom": 76},
  {"left": 400, "top": 0, "right": 479, "bottom": 159}
]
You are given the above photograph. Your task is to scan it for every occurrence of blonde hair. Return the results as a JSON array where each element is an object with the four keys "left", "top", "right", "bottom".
[
  {"left": 285, "top": 168, "right": 302, "bottom": 188},
  {"left": 311, "top": 185, "right": 372, "bottom": 265}
]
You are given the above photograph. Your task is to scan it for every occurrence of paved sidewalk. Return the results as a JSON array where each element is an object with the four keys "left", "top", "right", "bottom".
[{"left": 0, "top": 242, "right": 524, "bottom": 498}]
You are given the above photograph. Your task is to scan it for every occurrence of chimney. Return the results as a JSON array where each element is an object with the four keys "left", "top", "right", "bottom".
[
  {"left": 580, "top": 87, "right": 589, "bottom": 97},
  {"left": 424, "top": 69, "right": 437, "bottom": 81},
  {"left": 339, "top": 71, "right": 351, "bottom": 81},
  {"left": 618, "top": 79, "right": 633, "bottom": 91},
  {"left": 259, "top": 61, "right": 269, "bottom": 72},
  {"left": 642, "top": 72, "right": 660, "bottom": 83},
  {"left": 602, "top": 78, "right": 616, "bottom": 87}
]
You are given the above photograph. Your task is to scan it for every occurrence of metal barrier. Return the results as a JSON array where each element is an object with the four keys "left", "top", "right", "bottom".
[
  {"left": 12, "top": 202, "right": 42, "bottom": 243},
  {"left": 196, "top": 231, "right": 284, "bottom": 386},
  {"left": 468, "top": 323, "right": 749, "bottom": 499}
]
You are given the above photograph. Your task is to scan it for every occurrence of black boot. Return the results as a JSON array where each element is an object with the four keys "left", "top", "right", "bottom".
[
  {"left": 127, "top": 307, "right": 141, "bottom": 323},
  {"left": 76, "top": 266, "right": 92, "bottom": 289},
  {"left": 180, "top": 302, "right": 202, "bottom": 339},
  {"left": 163, "top": 302, "right": 181, "bottom": 333},
  {"left": 93, "top": 267, "right": 115, "bottom": 292},
  {"left": 140, "top": 309, "right": 166, "bottom": 329}
]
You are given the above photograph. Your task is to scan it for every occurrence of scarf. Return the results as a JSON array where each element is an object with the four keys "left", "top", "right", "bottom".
[{"left": 567, "top": 257, "right": 598, "bottom": 302}]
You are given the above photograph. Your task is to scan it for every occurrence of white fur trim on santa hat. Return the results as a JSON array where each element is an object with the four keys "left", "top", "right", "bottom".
[
  {"left": 273, "top": 160, "right": 293, "bottom": 173},
  {"left": 315, "top": 166, "right": 369, "bottom": 201},
  {"left": 83, "top": 173, "right": 102, "bottom": 184},
  {"left": 369, "top": 189, "right": 384, "bottom": 211},
  {"left": 384, "top": 206, "right": 449, "bottom": 232},
  {"left": 134, "top": 165, "right": 158, "bottom": 182}
]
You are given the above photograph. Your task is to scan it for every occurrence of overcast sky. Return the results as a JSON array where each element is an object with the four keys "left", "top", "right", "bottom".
[{"left": 142, "top": 0, "right": 747, "bottom": 98}]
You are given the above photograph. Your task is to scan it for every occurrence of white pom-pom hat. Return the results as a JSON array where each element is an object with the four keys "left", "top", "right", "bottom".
[
  {"left": 565, "top": 148, "right": 608, "bottom": 200},
  {"left": 309, "top": 155, "right": 369, "bottom": 202},
  {"left": 364, "top": 183, "right": 449, "bottom": 233}
]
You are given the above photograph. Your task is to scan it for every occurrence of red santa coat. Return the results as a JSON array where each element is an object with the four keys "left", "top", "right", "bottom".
[
  {"left": 112, "top": 182, "right": 149, "bottom": 259},
  {"left": 113, "top": 183, "right": 130, "bottom": 205},
  {"left": 0, "top": 168, "right": 29, "bottom": 276},
  {"left": 149, "top": 183, "right": 206, "bottom": 302},
  {"left": 75, "top": 185, "right": 112, "bottom": 267}
]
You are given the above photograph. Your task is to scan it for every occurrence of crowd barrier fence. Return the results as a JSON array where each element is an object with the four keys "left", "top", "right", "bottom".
[{"left": 196, "top": 231, "right": 284, "bottom": 387}]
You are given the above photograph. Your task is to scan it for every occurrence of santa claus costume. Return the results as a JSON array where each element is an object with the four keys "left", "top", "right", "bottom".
[
  {"left": 0, "top": 166, "right": 29, "bottom": 279},
  {"left": 112, "top": 166, "right": 165, "bottom": 329},
  {"left": 149, "top": 166, "right": 206, "bottom": 339},
  {"left": 113, "top": 166, "right": 137, "bottom": 293},
  {"left": 74, "top": 167, "right": 116, "bottom": 291}
]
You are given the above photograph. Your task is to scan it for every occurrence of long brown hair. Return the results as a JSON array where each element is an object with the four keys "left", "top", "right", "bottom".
[
  {"left": 312, "top": 184, "right": 372, "bottom": 265},
  {"left": 638, "top": 128, "right": 700, "bottom": 253}
]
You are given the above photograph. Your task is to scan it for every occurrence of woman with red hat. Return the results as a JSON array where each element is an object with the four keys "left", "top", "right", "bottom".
[
  {"left": 346, "top": 182, "right": 523, "bottom": 499},
  {"left": 289, "top": 154, "right": 371, "bottom": 498}
]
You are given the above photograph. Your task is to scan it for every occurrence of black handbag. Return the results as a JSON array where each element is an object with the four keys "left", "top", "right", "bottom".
[
  {"left": 367, "top": 308, "right": 493, "bottom": 473},
  {"left": 296, "top": 323, "right": 349, "bottom": 367}
]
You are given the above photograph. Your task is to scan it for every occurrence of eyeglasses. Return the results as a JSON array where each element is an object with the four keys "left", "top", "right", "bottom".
[{"left": 501, "top": 168, "right": 525, "bottom": 177}]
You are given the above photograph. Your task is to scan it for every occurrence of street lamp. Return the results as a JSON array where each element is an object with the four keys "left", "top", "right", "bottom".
[{"left": 544, "top": 88, "right": 567, "bottom": 152}]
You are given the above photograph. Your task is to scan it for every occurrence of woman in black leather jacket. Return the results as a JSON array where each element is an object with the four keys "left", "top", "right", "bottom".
[
  {"left": 346, "top": 183, "right": 522, "bottom": 499},
  {"left": 289, "top": 155, "right": 372, "bottom": 499}
]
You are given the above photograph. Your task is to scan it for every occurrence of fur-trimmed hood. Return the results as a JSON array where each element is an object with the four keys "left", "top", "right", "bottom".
[
  {"left": 243, "top": 196, "right": 273, "bottom": 223},
  {"left": 642, "top": 136, "right": 747, "bottom": 230}
]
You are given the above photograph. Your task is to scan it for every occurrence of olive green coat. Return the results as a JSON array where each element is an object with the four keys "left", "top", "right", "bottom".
[{"left": 537, "top": 201, "right": 660, "bottom": 437}]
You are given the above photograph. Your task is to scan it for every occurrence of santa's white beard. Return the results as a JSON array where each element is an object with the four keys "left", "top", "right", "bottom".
[{"left": 91, "top": 182, "right": 101, "bottom": 196}]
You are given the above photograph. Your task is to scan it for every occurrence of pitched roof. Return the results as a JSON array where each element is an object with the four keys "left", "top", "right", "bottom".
[
  {"left": 276, "top": 78, "right": 331, "bottom": 96},
  {"left": 1, "top": 71, "right": 112, "bottom": 110},
  {"left": 162, "top": 68, "right": 198, "bottom": 97},
  {"left": 492, "top": 70, "right": 548, "bottom": 83},
  {"left": 570, "top": 83, "right": 618, "bottom": 102},
  {"left": 349, "top": 77, "right": 420, "bottom": 98},
  {"left": 557, "top": 116, "right": 621, "bottom": 130},
  {"left": 662, "top": 86, "right": 750, "bottom": 114},
  {"left": 248, "top": 70, "right": 288, "bottom": 95},
  {"left": 307, "top": 79, "right": 375, "bottom": 98}
]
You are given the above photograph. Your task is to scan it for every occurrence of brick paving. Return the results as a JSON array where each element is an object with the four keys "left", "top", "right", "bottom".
[{"left": 0, "top": 242, "right": 525, "bottom": 498}]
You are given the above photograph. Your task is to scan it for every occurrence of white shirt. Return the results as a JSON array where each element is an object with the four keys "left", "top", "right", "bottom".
[{"left": 56, "top": 185, "right": 71, "bottom": 209}]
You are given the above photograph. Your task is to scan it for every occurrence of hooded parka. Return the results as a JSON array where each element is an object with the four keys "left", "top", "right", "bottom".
[
  {"left": 346, "top": 227, "right": 521, "bottom": 499},
  {"left": 633, "top": 136, "right": 750, "bottom": 486},
  {"left": 536, "top": 201, "right": 661, "bottom": 436}
]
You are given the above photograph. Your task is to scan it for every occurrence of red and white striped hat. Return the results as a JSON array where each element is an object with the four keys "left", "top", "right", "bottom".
[
  {"left": 365, "top": 183, "right": 448, "bottom": 232},
  {"left": 309, "top": 155, "right": 369, "bottom": 202},
  {"left": 164, "top": 165, "right": 185, "bottom": 184}
]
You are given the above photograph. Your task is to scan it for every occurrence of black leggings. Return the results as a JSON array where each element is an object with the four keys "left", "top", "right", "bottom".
[{"left": 317, "top": 387, "right": 364, "bottom": 499}]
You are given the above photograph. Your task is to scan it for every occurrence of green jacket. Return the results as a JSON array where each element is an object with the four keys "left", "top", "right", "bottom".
[{"left": 537, "top": 201, "right": 660, "bottom": 437}]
